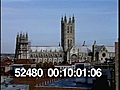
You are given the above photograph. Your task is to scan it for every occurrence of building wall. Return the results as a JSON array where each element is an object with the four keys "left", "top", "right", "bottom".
[
  {"left": 29, "top": 51, "right": 64, "bottom": 64},
  {"left": 115, "top": 42, "right": 119, "bottom": 90}
]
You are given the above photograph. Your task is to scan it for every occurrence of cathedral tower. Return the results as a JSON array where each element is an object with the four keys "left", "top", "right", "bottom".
[
  {"left": 61, "top": 15, "right": 75, "bottom": 52},
  {"left": 15, "top": 32, "right": 29, "bottom": 60}
]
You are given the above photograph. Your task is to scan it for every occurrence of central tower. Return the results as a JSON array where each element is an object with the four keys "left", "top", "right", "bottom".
[{"left": 61, "top": 15, "right": 75, "bottom": 52}]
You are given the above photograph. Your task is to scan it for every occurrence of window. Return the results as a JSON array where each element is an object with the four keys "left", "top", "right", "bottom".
[
  {"left": 67, "top": 26, "right": 69, "bottom": 33},
  {"left": 102, "top": 53, "right": 106, "bottom": 57},
  {"left": 68, "top": 39, "right": 69, "bottom": 47},
  {"left": 103, "top": 47, "right": 105, "bottom": 51},
  {"left": 55, "top": 54, "right": 57, "bottom": 57},
  {"left": 30, "top": 54, "right": 33, "bottom": 58},
  {"left": 70, "top": 26, "right": 72, "bottom": 33},
  {"left": 67, "top": 30, "right": 69, "bottom": 33},
  {"left": 60, "top": 54, "right": 62, "bottom": 57}
]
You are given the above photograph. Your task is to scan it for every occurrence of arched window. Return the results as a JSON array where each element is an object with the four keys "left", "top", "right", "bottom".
[
  {"left": 67, "top": 26, "right": 69, "bottom": 33},
  {"left": 71, "top": 54, "right": 77, "bottom": 62},
  {"left": 30, "top": 54, "right": 33, "bottom": 58},
  {"left": 70, "top": 26, "right": 72, "bottom": 33},
  {"left": 60, "top": 54, "right": 62, "bottom": 57},
  {"left": 55, "top": 54, "right": 57, "bottom": 58},
  {"left": 68, "top": 39, "right": 69, "bottom": 47},
  {"left": 36, "top": 54, "right": 38, "bottom": 58}
]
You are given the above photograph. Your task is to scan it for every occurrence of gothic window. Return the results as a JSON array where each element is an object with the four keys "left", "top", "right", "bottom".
[
  {"left": 67, "top": 26, "right": 69, "bottom": 33},
  {"left": 30, "top": 54, "right": 33, "bottom": 58},
  {"left": 68, "top": 39, "right": 69, "bottom": 47},
  {"left": 67, "top": 30, "right": 69, "bottom": 33},
  {"left": 103, "top": 47, "right": 105, "bottom": 51},
  {"left": 71, "top": 54, "right": 77, "bottom": 62},
  {"left": 70, "top": 26, "right": 72, "bottom": 33},
  {"left": 55, "top": 54, "right": 57, "bottom": 58},
  {"left": 60, "top": 54, "right": 62, "bottom": 57}
]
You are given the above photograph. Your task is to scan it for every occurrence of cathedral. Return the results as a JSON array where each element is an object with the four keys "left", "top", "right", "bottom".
[{"left": 15, "top": 15, "right": 115, "bottom": 64}]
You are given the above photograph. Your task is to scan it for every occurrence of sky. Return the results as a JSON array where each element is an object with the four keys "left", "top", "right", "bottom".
[{"left": 1, "top": 0, "right": 118, "bottom": 53}]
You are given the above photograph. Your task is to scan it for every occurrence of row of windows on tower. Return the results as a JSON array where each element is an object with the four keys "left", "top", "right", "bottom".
[{"left": 67, "top": 26, "right": 72, "bottom": 33}]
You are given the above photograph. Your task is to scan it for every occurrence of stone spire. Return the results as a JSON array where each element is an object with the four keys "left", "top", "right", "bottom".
[
  {"left": 72, "top": 14, "right": 75, "bottom": 23},
  {"left": 82, "top": 41, "right": 86, "bottom": 46},
  {"left": 64, "top": 14, "right": 67, "bottom": 22}
]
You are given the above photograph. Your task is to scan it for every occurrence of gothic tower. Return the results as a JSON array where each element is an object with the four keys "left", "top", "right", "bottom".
[
  {"left": 61, "top": 15, "right": 75, "bottom": 52},
  {"left": 92, "top": 41, "right": 98, "bottom": 61},
  {"left": 15, "top": 32, "right": 29, "bottom": 60}
]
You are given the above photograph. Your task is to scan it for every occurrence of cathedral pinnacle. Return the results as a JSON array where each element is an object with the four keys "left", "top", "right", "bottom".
[
  {"left": 26, "top": 32, "right": 28, "bottom": 38},
  {"left": 69, "top": 17, "right": 71, "bottom": 23},
  {"left": 61, "top": 15, "right": 63, "bottom": 21},
  {"left": 82, "top": 41, "right": 86, "bottom": 46},
  {"left": 94, "top": 40, "right": 96, "bottom": 45},
  {"left": 64, "top": 14, "right": 67, "bottom": 22},
  {"left": 72, "top": 14, "right": 75, "bottom": 23}
]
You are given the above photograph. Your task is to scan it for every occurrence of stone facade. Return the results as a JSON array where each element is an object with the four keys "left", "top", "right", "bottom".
[{"left": 15, "top": 15, "right": 115, "bottom": 64}]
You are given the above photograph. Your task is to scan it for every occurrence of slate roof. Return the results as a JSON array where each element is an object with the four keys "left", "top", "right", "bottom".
[
  {"left": 97, "top": 46, "right": 103, "bottom": 52},
  {"left": 30, "top": 46, "right": 63, "bottom": 52},
  {"left": 77, "top": 46, "right": 92, "bottom": 53},
  {"left": 97, "top": 46, "right": 115, "bottom": 52},
  {"left": 106, "top": 46, "right": 115, "bottom": 52}
]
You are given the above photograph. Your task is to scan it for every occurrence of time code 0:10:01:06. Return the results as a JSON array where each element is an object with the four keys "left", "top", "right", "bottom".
[{"left": 14, "top": 67, "right": 102, "bottom": 78}]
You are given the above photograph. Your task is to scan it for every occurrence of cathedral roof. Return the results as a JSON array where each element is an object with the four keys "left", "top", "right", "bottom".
[
  {"left": 77, "top": 46, "right": 92, "bottom": 53},
  {"left": 30, "top": 46, "right": 63, "bottom": 52},
  {"left": 105, "top": 46, "right": 115, "bottom": 52},
  {"left": 97, "top": 46, "right": 103, "bottom": 51},
  {"left": 97, "top": 46, "right": 115, "bottom": 52}
]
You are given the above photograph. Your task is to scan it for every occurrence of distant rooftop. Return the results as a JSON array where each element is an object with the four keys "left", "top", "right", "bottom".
[{"left": 1, "top": 84, "right": 29, "bottom": 90}]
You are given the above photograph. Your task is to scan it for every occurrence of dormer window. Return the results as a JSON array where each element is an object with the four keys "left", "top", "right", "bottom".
[{"left": 103, "top": 47, "right": 105, "bottom": 51}]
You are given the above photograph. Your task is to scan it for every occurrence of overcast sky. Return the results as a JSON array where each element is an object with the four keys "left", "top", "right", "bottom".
[{"left": 1, "top": 0, "right": 118, "bottom": 53}]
